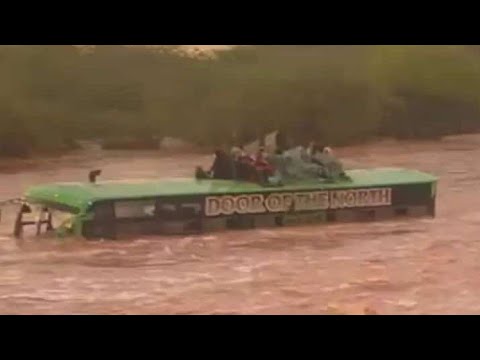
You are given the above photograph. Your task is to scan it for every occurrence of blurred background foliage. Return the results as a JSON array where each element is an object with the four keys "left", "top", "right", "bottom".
[{"left": 1, "top": 45, "right": 480, "bottom": 156}]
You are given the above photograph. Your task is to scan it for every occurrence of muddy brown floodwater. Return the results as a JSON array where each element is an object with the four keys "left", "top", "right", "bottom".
[{"left": 1, "top": 135, "right": 480, "bottom": 314}]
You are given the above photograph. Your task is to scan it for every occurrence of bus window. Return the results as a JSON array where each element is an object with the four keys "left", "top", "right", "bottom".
[
  {"left": 94, "top": 202, "right": 115, "bottom": 221},
  {"left": 114, "top": 200, "right": 156, "bottom": 219},
  {"left": 157, "top": 202, "right": 178, "bottom": 221},
  {"left": 156, "top": 201, "right": 201, "bottom": 221},
  {"left": 180, "top": 204, "right": 201, "bottom": 219},
  {"left": 90, "top": 202, "right": 116, "bottom": 240}
]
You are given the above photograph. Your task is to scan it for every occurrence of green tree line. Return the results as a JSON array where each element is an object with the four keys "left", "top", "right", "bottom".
[{"left": 1, "top": 45, "right": 480, "bottom": 157}]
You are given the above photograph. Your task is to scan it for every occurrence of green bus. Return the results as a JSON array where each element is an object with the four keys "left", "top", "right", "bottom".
[{"left": 10, "top": 167, "right": 437, "bottom": 240}]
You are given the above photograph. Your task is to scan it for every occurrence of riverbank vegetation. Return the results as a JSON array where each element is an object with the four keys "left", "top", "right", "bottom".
[{"left": 1, "top": 45, "right": 480, "bottom": 156}]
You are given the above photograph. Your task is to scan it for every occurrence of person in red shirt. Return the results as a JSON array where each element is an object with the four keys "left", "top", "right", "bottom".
[{"left": 254, "top": 147, "right": 275, "bottom": 183}]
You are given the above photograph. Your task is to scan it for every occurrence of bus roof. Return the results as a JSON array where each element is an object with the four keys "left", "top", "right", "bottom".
[{"left": 24, "top": 168, "right": 437, "bottom": 212}]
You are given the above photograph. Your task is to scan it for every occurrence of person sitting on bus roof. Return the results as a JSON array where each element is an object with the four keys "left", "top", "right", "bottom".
[
  {"left": 311, "top": 145, "right": 346, "bottom": 180},
  {"left": 254, "top": 147, "right": 276, "bottom": 184},
  {"left": 323, "top": 146, "right": 333, "bottom": 155},
  {"left": 298, "top": 143, "right": 311, "bottom": 163},
  {"left": 238, "top": 146, "right": 254, "bottom": 163},
  {"left": 232, "top": 146, "right": 255, "bottom": 182},
  {"left": 255, "top": 147, "right": 273, "bottom": 171},
  {"left": 310, "top": 144, "right": 326, "bottom": 165},
  {"left": 210, "top": 149, "right": 235, "bottom": 180},
  {"left": 231, "top": 146, "right": 242, "bottom": 160},
  {"left": 306, "top": 141, "right": 317, "bottom": 158},
  {"left": 234, "top": 156, "right": 253, "bottom": 182}
]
